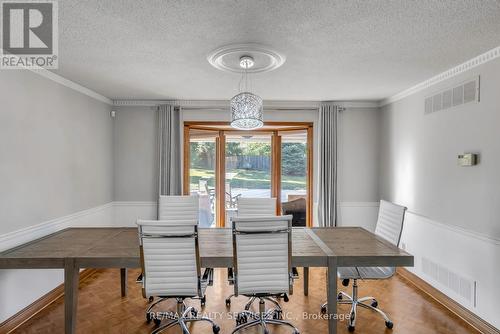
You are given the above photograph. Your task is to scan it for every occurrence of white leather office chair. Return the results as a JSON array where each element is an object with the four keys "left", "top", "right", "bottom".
[
  {"left": 320, "top": 200, "right": 407, "bottom": 332},
  {"left": 237, "top": 197, "right": 277, "bottom": 216},
  {"left": 158, "top": 195, "right": 199, "bottom": 221},
  {"left": 230, "top": 215, "right": 299, "bottom": 334},
  {"left": 225, "top": 197, "right": 280, "bottom": 307},
  {"left": 141, "top": 195, "right": 203, "bottom": 320},
  {"left": 137, "top": 220, "right": 220, "bottom": 334}
]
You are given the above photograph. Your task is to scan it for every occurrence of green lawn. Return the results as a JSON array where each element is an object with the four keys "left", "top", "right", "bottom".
[{"left": 190, "top": 168, "right": 306, "bottom": 190}]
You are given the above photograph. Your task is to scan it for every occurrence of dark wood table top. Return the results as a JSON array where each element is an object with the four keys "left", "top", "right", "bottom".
[{"left": 0, "top": 227, "right": 413, "bottom": 269}]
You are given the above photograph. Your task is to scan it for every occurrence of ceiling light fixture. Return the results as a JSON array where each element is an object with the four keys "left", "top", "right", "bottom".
[{"left": 230, "top": 56, "right": 263, "bottom": 130}]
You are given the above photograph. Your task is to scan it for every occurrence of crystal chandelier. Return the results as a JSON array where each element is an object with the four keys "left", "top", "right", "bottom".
[{"left": 230, "top": 56, "right": 263, "bottom": 130}]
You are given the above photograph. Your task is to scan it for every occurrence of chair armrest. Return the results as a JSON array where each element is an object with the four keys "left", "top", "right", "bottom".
[
  {"left": 227, "top": 267, "right": 235, "bottom": 285},
  {"left": 202, "top": 268, "right": 214, "bottom": 286}
]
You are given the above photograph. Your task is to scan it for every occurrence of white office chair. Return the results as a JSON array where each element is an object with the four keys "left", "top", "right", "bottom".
[
  {"left": 225, "top": 197, "right": 280, "bottom": 308},
  {"left": 158, "top": 194, "right": 199, "bottom": 221},
  {"left": 230, "top": 215, "right": 299, "bottom": 334},
  {"left": 237, "top": 197, "right": 277, "bottom": 216},
  {"left": 137, "top": 220, "right": 220, "bottom": 334},
  {"left": 320, "top": 200, "right": 407, "bottom": 332},
  {"left": 141, "top": 195, "right": 204, "bottom": 321}
]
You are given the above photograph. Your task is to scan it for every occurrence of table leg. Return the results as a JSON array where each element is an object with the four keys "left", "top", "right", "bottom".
[
  {"left": 327, "top": 257, "right": 338, "bottom": 334},
  {"left": 303, "top": 267, "right": 309, "bottom": 296},
  {"left": 64, "top": 259, "right": 79, "bottom": 334},
  {"left": 120, "top": 268, "right": 127, "bottom": 297}
]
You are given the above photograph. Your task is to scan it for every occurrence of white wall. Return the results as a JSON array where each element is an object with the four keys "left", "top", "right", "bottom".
[
  {"left": 337, "top": 107, "right": 381, "bottom": 231},
  {"left": 380, "top": 57, "right": 500, "bottom": 328},
  {"left": 0, "top": 70, "right": 113, "bottom": 322},
  {"left": 113, "top": 106, "right": 157, "bottom": 202}
]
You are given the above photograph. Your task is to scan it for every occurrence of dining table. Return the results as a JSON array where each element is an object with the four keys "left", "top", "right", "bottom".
[{"left": 0, "top": 226, "right": 413, "bottom": 334}]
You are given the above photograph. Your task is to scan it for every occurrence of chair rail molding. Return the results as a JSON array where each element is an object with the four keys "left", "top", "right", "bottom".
[{"left": 0, "top": 203, "right": 114, "bottom": 252}]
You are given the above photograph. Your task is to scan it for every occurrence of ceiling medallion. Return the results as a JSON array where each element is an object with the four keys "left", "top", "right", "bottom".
[{"left": 207, "top": 43, "right": 286, "bottom": 73}]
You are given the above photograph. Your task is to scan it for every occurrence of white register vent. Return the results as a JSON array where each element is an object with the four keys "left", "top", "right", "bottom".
[
  {"left": 422, "top": 257, "right": 476, "bottom": 307},
  {"left": 424, "top": 76, "right": 480, "bottom": 114}
]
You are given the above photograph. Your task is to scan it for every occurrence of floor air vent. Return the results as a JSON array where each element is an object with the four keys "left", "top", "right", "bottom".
[
  {"left": 421, "top": 257, "right": 476, "bottom": 307},
  {"left": 424, "top": 76, "right": 480, "bottom": 114}
]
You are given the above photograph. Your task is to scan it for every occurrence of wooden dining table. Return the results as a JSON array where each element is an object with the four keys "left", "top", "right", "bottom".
[{"left": 0, "top": 226, "right": 413, "bottom": 334}]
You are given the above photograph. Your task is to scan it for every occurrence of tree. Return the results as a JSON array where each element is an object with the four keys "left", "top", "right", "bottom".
[
  {"left": 281, "top": 143, "right": 306, "bottom": 176},
  {"left": 190, "top": 142, "right": 215, "bottom": 168},
  {"left": 245, "top": 142, "right": 271, "bottom": 156}
]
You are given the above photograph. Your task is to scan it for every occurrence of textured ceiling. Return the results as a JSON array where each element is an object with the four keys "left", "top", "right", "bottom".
[{"left": 54, "top": 0, "right": 500, "bottom": 101}]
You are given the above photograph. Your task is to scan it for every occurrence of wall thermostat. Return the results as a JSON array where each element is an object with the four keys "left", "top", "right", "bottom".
[{"left": 458, "top": 153, "right": 478, "bottom": 166}]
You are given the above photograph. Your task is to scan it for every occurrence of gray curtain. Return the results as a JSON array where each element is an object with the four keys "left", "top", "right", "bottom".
[
  {"left": 158, "top": 104, "right": 181, "bottom": 196},
  {"left": 318, "top": 103, "right": 339, "bottom": 227}
]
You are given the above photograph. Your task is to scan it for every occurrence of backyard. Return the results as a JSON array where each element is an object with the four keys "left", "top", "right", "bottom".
[{"left": 190, "top": 168, "right": 306, "bottom": 191}]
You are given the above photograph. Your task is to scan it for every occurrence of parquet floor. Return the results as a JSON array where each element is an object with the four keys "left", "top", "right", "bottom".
[{"left": 14, "top": 268, "right": 477, "bottom": 334}]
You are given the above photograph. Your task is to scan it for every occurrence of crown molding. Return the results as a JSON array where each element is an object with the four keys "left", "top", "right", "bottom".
[
  {"left": 380, "top": 46, "right": 500, "bottom": 107},
  {"left": 112, "top": 99, "right": 378, "bottom": 110},
  {"left": 32, "top": 69, "right": 113, "bottom": 105},
  {"left": 1, "top": 51, "right": 113, "bottom": 105}
]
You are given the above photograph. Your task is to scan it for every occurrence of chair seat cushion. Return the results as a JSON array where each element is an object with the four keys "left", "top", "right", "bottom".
[{"left": 338, "top": 266, "right": 395, "bottom": 279}]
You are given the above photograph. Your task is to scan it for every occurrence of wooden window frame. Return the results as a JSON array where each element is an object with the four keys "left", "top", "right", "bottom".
[{"left": 183, "top": 121, "right": 313, "bottom": 227}]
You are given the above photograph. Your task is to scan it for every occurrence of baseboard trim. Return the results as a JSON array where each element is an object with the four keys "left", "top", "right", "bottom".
[
  {"left": 397, "top": 268, "right": 499, "bottom": 334},
  {"left": 0, "top": 268, "right": 98, "bottom": 333}
]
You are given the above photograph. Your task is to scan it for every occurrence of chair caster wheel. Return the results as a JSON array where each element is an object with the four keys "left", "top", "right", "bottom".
[
  {"left": 146, "top": 313, "right": 152, "bottom": 323},
  {"left": 212, "top": 324, "right": 221, "bottom": 333},
  {"left": 149, "top": 296, "right": 154, "bottom": 302},
  {"left": 320, "top": 305, "right": 327, "bottom": 314},
  {"left": 272, "top": 310, "right": 283, "bottom": 320},
  {"left": 342, "top": 279, "right": 350, "bottom": 287},
  {"left": 385, "top": 321, "right": 394, "bottom": 329},
  {"left": 371, "top": 300, "right": 378, "bottom": 308},
  {"left": 293, "top": 331, "right": 300, "bottom": 334},
  {"left": 191, "top": 308, "right": 198, "bottom": 317},
  {"left": 283, "top": 294, "right": 289, "bottom": 302},
  {"left": 236, "top": 314, "right": 248, "bottom": 325},
  {"left": 153, "top": 318, "right": 161, "bottom": 326},
  {"left": 264, "top": 329, "right": 269, "bottom": 334},
  {"left": 337, "top": 292, "right": 343, "bottom": 300},
  {"left": 200, "top": 296, "right": 206, "bottom": 307},
  {"left": 348, "top": 325, "right": 355, "bottom": 332},
  {"left": 225, "top": 298, "right": 231, "bottom": 307}
]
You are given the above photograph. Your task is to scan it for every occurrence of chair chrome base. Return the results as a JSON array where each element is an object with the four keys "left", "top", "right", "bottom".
[
  {"left": 232, "top": 298, "right": 299, "bottom": 334},
  {"left": 225, "top": 294, "right": 285, "bottom": 310},
  {"left": 321, "top": 279, "right": 393, "bottom": 332},
  {"left": 148, "top": 299, "right": 220, "bottom": 334}
]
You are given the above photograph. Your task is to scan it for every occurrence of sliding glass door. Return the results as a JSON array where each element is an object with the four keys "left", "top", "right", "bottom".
[
  {"left": 184, "top": 123, "right": 312, "bottom": 227},
  {"left": 224, "top": 132, "right": 273, "bottom": 225},
  {"left": 186, "top": 129, "right": 218, "bottom": 227}
]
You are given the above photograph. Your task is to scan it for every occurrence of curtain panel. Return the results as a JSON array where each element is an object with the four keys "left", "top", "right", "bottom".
[
  {"left": 318, "top": 103, "right": 339, "bottom": 227},
  {"left": 158, "top": 104, "right": 181, "bottom": 197}
]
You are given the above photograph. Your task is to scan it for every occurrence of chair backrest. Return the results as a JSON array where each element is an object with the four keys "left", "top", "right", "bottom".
[
  {"left": 375, "top": 200, "right": 407, "bottom": 246},
  {"left": 158, "top": 195, "right": 199, "bottom": 221},
  {"left": 232, "top": 215, "right": 293, "bottom": 296},
  {"left": 237, "top": 197, "right": 277, "bottom": 216},
  {"left": 137, "top": 219, "right": 200, "bottom": 298}
]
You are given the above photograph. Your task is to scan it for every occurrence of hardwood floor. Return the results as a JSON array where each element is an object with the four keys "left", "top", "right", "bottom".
[{"left": 13, "top": 268, "right": 478, "bottom": 334}]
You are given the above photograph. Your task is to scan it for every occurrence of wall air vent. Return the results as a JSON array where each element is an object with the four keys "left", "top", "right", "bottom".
[
  {"left": 424, "top": 76, "right": 480, "bottom": 114},
  {"left": 422, "top": 257, "right": 476, "bottom": 307}
]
